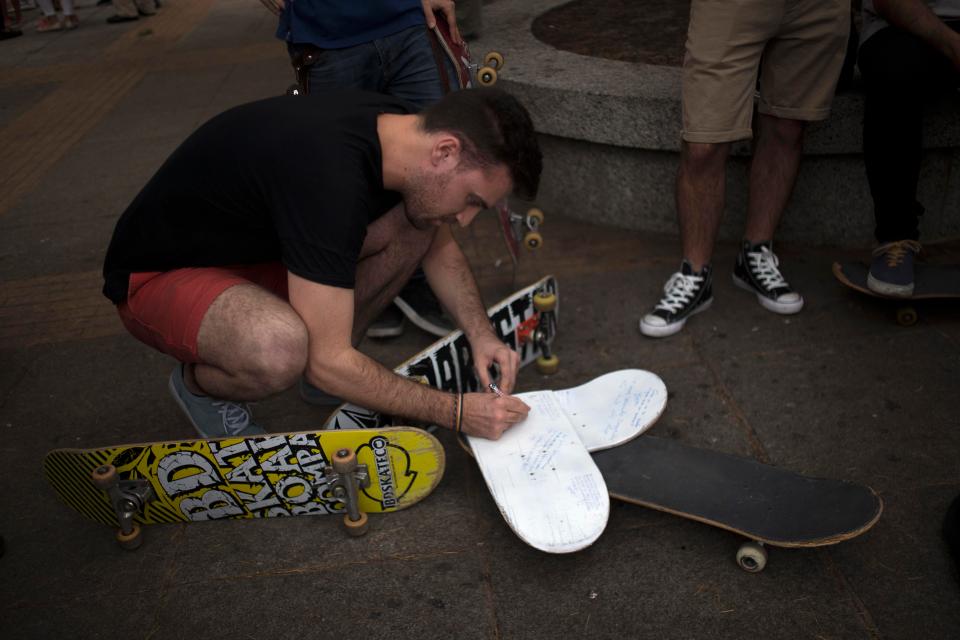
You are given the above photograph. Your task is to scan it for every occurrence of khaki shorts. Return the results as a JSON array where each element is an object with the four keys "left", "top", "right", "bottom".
[{"left": 682, "top": 0, "right": 850, "bottom": 143}]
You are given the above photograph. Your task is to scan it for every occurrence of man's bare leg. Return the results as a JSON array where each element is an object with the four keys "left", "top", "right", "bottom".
[
  {"left": 733, "top": 113, "right": 806, "bottom": 315},
  {"left": 350, "top": 203, "right": 437, "bottom": 346},
  {"left": 678, "top": 141, "right": 731, "bottom": 271},
  {"left": 188, "top": 284, "right": 308, "bottom": 401},
  {"left": 744, "top": 114, "right": 805, "bottom": 243},
  {"left": 185, "top": 202, "right": 435, "bottom": 402}
]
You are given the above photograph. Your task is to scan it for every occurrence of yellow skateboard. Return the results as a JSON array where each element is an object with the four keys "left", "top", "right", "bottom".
[{"left": 44, "top": 427, "right": 444, "bottom": 549}]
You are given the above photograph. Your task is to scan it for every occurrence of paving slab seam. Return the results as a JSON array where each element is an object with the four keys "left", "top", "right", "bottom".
[
  {"left": 820, "top": 549, "right": 883, "bottom": 640},
  {"left": 691, "top": 336, "right": 771, "bottom": 464},
  {"left": 477, "top": 545, "right": 503, "bottom": 640},
  {"left": 144, "top": 525, "right": 187, "bottom": 640}
]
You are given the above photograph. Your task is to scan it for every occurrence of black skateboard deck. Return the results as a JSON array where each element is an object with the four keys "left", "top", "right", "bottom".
[
  {"left": 592, "top": 436, "right": 883, "bottom": 572},
  {"left": 833, "top": 261, "right": 960, "bottom": 325}
]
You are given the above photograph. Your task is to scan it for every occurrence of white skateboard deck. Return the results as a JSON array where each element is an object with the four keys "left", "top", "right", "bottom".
[
  {"left": 468, "top": 391, "right": 608, "bottom": 553},
  {"left": 467, "top": 369, "right": 668, "bottom": 553},
  {"left": 554, "top": 369, "right": 667, "bottom": 452}
]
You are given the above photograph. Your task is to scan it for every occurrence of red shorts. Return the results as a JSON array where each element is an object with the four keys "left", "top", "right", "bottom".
[{"left": 117, "top": 263, "right": 288, "bottom": 363}]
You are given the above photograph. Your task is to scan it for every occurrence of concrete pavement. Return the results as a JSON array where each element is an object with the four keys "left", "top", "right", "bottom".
[{"left": 1, "top": 2, "right": 958, "bottom": 638}]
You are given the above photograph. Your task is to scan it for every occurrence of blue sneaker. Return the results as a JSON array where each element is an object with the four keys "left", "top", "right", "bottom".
[
  {"left": 868, "top": 240, "right": 921, "bottom": 297},
  {"left": 168, "top": 365, "right": 265, "bottom": 438}
]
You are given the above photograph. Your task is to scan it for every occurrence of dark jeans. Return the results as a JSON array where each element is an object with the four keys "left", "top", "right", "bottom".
[
  {"left": 858, "top": 22, "right": 960, "bottom": 244},
  {"left": 288, "top": 25, "right": 457, "bottom": 110}
]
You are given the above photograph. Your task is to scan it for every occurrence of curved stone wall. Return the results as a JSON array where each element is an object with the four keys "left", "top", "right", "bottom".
[{"left": 473, "top": 0, "right": 960, "bottom": 247}]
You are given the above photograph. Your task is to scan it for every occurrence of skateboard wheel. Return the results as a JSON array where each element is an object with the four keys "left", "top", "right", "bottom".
[
  {"left": 477, "top": 66, "right": 498, "bottom": 87},
  {"left": 116, "top": 522, "right": 143, "bottom": 551},
  {"left": 91, "top": 464, "right": 118, "bottom": 490},
  {"left": 523, "top": 231, "right": 542, "bottom": 251},
  {"left": 526, "top": 208, "right": 544, "bottom": 226},
  {"left": 896, "top": 307, "right": 918, "bottom": 327},
  {"left": 736, "top": 541, "right": 767, "bottom": 573},
  {"left": 484, "top": 51, "right": 504, "bottom": 70},
  {"left": 533, "top": 291, "right": 557, "bottom": 312},
  {"left": 332, "top": 448, "right": 358, "bottom": 474},
  {"left": 343, "top": 511, "right": 369, "bottom": 537},
  {"left": 536, "top": 354, "right": 559, "bottom": 375}
]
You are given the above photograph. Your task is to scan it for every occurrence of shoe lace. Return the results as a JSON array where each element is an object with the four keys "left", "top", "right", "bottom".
[
  {"left": 655, "top": 271, "right": 704, "bottom": 313},
  {"left": 873, "top": 240, "right": 921, "bottom": 267},
  {"left": 212, "top": 401, "right": 253, "bottom": 436},
  {"left": 746, "top": 247, "right": 789, "bottom": 291}
]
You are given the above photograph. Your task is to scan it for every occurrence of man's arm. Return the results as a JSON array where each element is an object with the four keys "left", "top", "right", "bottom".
[
  {"left": 288, "top": 272, "right": 527, "bottom": 439},
  {"left": 874, "top": 0, "right": 960, "bottom": 69},
  {"left": 420, "top": 0, "right": 462, "bottom": 44},
  {"left": 420, "top": 225, "right": 522, "bottom": 393}
]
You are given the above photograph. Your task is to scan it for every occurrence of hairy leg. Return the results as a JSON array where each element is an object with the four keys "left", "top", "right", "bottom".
[
  {"left": 677, "top": 141, "right": 730, "bottom": 271},
  {"left": 351, "top": 202, "right": 437, "bottom": 344},
  {"left": 189, "top": 284, "right": 308, "bottom": 401},
  {"left": 744, "top": 114, "right": 805, "bottom": 243}
]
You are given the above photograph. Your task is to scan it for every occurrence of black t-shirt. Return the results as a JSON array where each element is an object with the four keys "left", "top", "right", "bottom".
[{"left": 102, "top": 91, "right": 412, "bottom": 303}]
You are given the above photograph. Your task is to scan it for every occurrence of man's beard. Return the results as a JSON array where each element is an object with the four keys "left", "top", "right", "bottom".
[{"left": 403, "top": 169, "right": 456, "bottom": 230}]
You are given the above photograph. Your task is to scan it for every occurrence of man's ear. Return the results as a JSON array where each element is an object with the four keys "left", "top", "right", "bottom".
[{"left": 431, "top": 134, "right": 462, "bottom": 168}]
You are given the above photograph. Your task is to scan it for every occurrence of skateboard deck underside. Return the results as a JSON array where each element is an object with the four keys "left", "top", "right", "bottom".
[
  {"left": 45, "top": 428, "right": 444, "bottom": 527},
  {"left": 325, "top": 275, "right": 558, "bottom": 430},
  {"left": 834, "top": 262, "right": 960, "bottom": 299},
  {"left": 593, "top": 436, "right": 882, "bottom": 547}
]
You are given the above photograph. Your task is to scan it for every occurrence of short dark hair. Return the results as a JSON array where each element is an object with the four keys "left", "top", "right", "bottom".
[{"left": 420, "top": 88, "right": 542, "bottom": 200}]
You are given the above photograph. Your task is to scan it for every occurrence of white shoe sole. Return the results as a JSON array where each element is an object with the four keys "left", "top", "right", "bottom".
[
  {"left": 639, "top": 297, "right": 713, "bottom": 338},
  {"left": 732, "top": 275, "right": 804, "bottom": 315},
  {"left": 393, "top": 296, "right": 451, "bottom": 337},
  {"left": 867, "top": 273, "right": 914, "bottom": 297}
]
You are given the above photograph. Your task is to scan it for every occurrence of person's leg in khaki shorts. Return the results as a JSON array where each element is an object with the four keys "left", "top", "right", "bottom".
[{"left": 640, "top": 0, "right": 849, "bottom": 338}]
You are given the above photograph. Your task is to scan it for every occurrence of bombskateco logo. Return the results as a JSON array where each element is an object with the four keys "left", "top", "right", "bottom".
[{"left": 370, "top": 436, "right": 397, "bottom": 508}]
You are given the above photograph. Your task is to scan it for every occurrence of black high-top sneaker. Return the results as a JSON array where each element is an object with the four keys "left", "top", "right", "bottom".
[
  {"left": 639, "top": 260, "right": 713, "bottom": 338},
  {"left": 732, "top": 240, "right": 803, "bottom": 314}
]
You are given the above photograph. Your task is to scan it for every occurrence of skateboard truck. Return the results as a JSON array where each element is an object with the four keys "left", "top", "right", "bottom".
[
  {"left": 472, "top": 51, "right": 504, "bottom": 87},
  {"left": 532, "top": 289, "right": 559, "bottom": 375},
  {"left": 90, "top": 465, "right": 155, "bottom": 550},
  {"left": 325, "top": 448, "right": 372, "bottom": 537}
]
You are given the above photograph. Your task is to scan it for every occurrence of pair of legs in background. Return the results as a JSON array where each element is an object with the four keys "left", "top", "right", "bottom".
[
  {"left": 640, "top": 0, "right": 849, "bottom": 338},
  {"left": 859, "top": 22, "right": 960, "bottom": 297},
  {"left": 119, "top": 203, "right": 435, "bottom": 437}
]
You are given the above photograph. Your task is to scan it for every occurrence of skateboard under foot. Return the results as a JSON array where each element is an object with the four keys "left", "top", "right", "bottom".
[{"left": 833, "top": 261, "right": 960, "bottom": 326}]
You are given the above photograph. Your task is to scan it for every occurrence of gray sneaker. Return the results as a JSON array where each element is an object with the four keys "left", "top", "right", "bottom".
[{"left": 168, "top": 365, "right": 265, "bottom": 438}]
